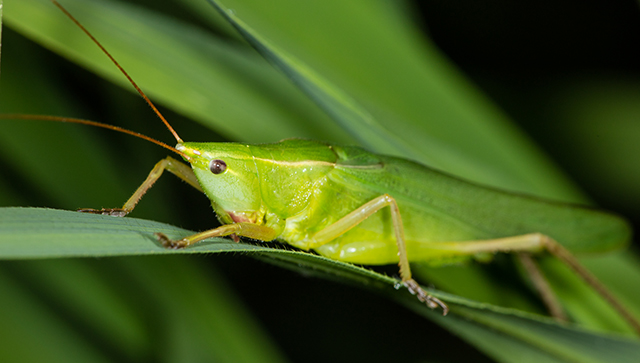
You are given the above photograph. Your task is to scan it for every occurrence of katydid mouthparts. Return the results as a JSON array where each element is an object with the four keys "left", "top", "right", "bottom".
[{"left": 2, "top": 0, "right": 639, "bottom": 334}]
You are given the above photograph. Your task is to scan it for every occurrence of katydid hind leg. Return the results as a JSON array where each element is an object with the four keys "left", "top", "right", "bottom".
[
  {"left": 79, "top": 156, "right": 201, "bottom": 216},
  {"left": 517, "top": 253, "right": 567, "bottom": 321},
  {"left": 305, "top": 194, "right": 449, "bottom": 314},
  {"left": 439, "top": 233, "right": 640, "bottom": 334}
]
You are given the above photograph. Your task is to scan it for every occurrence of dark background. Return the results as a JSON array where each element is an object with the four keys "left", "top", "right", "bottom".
[{"left": 416, "top": 0, "right": 640, "bottom": 232}]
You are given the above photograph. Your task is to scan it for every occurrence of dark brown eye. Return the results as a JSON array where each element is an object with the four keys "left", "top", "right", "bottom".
[{"left": 209, "top": 159, "right": 227, "bottom": 174}]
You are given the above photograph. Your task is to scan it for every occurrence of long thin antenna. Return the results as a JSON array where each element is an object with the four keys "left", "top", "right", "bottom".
[
  {"left": 52, "top": 0, "right": 183, "bottom": 143},
  {"left": 1, "top": 114, "right": 191, "bottom": 161}
]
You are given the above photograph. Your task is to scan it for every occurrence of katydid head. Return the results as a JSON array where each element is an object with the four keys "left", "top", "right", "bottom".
[
  {"left": 176, "top": 139, "right": 339, "bottom": 227},
  {"left": 177, "top": 142, "right": 263, "bottom": 224}
]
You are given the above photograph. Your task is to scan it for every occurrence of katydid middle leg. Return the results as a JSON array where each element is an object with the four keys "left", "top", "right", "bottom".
[
  {"left": 156, "top": 222, "right": 278, "bottom": 249},
  {"left": 303, "top": 194, "right": 449, "bottom": 314}
]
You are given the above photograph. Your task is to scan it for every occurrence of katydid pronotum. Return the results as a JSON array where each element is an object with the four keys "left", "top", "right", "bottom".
[{"left": 4, "top": 0, "right": 639, "bottom": 334}]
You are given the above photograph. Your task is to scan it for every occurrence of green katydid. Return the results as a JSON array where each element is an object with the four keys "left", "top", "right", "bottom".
[{"left": 5, "top": 0, "right": 639, "bottom": 333}]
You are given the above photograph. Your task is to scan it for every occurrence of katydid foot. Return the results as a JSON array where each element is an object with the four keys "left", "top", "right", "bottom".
[
  {"left": 77, "top": 208, "right": 128, "bottom": 217},
  {"left": 155, "top": 232, "right": 189, "bottom": 249},
  {"left": 404, "top": 279, "right": 449, "bottom": 315}
]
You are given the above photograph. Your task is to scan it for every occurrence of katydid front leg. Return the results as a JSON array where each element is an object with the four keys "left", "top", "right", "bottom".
[
  {"left": 303, "top": 194, "right": 450, "bottom": 315},
  {"left": 77, "top": 156, "right": 271, "bottom": 247},
  {"left": 79, "top": 156, "right": 201, "bottom": 216}
]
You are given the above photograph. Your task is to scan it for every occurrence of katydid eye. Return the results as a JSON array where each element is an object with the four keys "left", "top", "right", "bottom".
[{"left": 209, "top": 159, "right": 227, "bottom": 174}]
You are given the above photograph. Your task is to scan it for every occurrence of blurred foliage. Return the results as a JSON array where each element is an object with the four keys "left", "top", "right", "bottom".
[{"left": 1, "top": 0, "right": 640, "bottom": 362}]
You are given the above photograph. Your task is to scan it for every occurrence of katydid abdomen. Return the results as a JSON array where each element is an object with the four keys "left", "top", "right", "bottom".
[{"left": 314, "top": 146, "right": 631, "bottom": 265}]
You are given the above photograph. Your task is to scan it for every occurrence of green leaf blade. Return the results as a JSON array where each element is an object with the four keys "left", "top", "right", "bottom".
[{"left": 0, "top": 207, "right": 267, "bottom": 258}]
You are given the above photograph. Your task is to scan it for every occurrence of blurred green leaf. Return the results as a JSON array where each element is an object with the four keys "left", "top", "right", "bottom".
[
  {"left": 204, "top": 0, "right": 583, "bottom": 202},
  {"left": 5, "top": 0, "right": 353, "bottom": 144},
  {"left": 3, "top": 255, "right": 288, "bottom": 363},
  {"left": 0, "top": 268, "right": 111, "bottom": 363},
  {"left": 10, "top": 259, "right": 150, "bottom": 360},
  {"left": 115, "top": 256, "right": 287, "bottom": 363}
]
